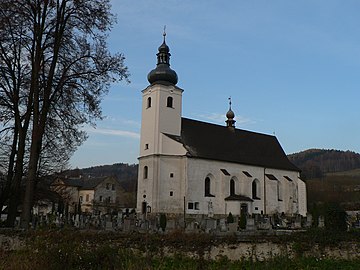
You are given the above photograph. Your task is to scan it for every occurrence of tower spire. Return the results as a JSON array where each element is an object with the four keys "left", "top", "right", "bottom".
[
  {"left": 147, "top": 28, "right": 178, "bottom": 85},
  {"left": 226, "top": 97, "right": 236, "bottom": 128},
  {"left": 163, "top": 25, "right": 166, "bottom": 42}
]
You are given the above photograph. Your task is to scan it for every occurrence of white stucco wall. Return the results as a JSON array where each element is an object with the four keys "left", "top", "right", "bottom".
[
  {"left": 137, "top": 155, "right": 186, "bottom": 214},
  {"left": 139, "top": 84, "right": 183, "bottom": 158},
  {"left": 185, "top": 158, "right": 305, "bottom": 217}
]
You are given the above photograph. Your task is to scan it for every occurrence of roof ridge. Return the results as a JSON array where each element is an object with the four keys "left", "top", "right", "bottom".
[{"left": 181, "top": 117, "right": 276, "bottom": 138}]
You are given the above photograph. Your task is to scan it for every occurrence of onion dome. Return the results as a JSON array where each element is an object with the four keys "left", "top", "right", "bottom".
[
  {"left": 147, "top": 30, "right": 178, "bottom": 85},
  {"left": 226, "top": 108, "right": 235, "bottom": 119},
  {"left": 226, "top": 98, "right": 236, "bottom": 128}
]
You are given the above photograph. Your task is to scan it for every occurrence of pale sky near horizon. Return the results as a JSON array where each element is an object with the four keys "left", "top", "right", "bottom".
[{"left": 70, "top": 0, "right": 360, "bottom": 169}]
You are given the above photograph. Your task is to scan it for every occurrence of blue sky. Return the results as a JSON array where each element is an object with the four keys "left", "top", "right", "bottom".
[{"left": 70, "top": 0, "right": 360, "bottom": 168}]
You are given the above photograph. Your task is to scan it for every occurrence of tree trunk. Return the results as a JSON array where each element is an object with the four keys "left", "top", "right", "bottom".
[
  {"left": 20, "top": 125, "right": 43, "bottom": 229},
  {"left": 5, "top": 127, "right": 28, "bottom": 227},
  {"left": 0, "top": 127, "right": 18, "bottom": 217}
]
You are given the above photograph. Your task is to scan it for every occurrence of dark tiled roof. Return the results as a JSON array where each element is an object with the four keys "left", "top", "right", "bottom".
[
  {"left": 166, "top": 118, "right": 299, "bottom": 172},
  {"left": 62, "top": 178, "right": 83, "bottom": 187},
  {"left": 55, "top": 176, "right": 110, "bottom": 190},
  {"left": 80, "top": 177, "right": 107, "bottom": 190}
]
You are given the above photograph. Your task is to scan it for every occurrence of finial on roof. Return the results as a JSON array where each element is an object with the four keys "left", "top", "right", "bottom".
[
  {"left": 226, "top": 97, "right": 236, "bottom": 128},
  {"left": 163, "top": 25, "right": 166, "bottom": 41}
]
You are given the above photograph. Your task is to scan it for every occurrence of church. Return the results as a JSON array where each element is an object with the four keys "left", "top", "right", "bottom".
[{"left": 136, "top": 33, "right": 307, "bottom": 220}]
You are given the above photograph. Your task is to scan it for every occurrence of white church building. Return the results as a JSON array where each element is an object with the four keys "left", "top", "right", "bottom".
[{"left": 136, "top": 34, "right": 307, "bottom": 219}]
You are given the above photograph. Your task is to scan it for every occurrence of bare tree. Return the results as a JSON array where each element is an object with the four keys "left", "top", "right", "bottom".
[{"left": 0, "top": 0, "right": 129, "bottom": 228}]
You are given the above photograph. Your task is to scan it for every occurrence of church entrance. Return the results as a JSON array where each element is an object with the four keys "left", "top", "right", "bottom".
[{"left": 141, "top": 201, "right": 147, "bottom": 214}]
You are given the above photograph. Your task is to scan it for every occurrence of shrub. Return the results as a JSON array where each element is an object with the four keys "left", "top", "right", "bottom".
[
  {"left": 324, "top": 202, "right": 347, "bottom": 231},
  {"left": 239, "top": 214, "right": 247, "bottom": 229},
  {"left": 160, "top": 213, "right": 167, "bottom": 232},
  {"left": 227, "top": 212, "right": 234, "bottom": 223}
]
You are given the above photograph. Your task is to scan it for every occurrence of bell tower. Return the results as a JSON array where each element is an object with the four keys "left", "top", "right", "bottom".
[
  {"left": 137, "top": 31, "right": 184, "bottom": 215},
  {"left": 139, "top": 31, "right": 183, "bottom": 157}
]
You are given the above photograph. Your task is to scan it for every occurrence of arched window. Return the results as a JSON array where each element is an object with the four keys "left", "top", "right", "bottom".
[
  {"left": 252, "top": 179, "right": 260, "bottom": 199},
  {"left": 204, "top": 177, "right": 214, "bottom": 197},
  {"left": 143, "top": 166, "right": 148, "bottom": 179},
  {"left": 277, "top": 181, "right": 283, "bottom": 201},
  {"left": 167, "top": 96, "right": 173, "bottom": 108},
  {"left": 230, "top": 179, "right": 235, "bottom": 196},
  {"left": 147, "top": 97, "right": 151, "bottom": 108}
]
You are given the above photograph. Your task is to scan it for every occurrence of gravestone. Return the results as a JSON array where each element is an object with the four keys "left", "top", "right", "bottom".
[
  {"left": 219, "top": 218, "right": 227, "bottom": 232},
  {"left": 293, "top": 215, "right": 302, "bottom": 229},
  {"left": 205, "top": 219, "right": 216, "bottom": 233},
  {"left": 306, "top": 214, "right": 312, "bottom": 228},
  {"left": 246, "top": 217, "right": 256, "bottom": 230},
  {"left": 258, "top": 217, "right": 271, "bottom": 230},
  {"left": 105, "top": 221, "right": 113, "bottom": 231},
  {"left": 167, "top": 219, "right": 176, "bottom": 230},
  {"left": 123, "top": 219, "right": 131, "bottom": 232},
  {"left": 228, "top": 222, "right": 238, "bottom": 232},
  {"left": 185, "top": 221, "right": 196, "bottom": 232},
  {"left": 318, "top": 216, "right": 325, "bottom": 228}
]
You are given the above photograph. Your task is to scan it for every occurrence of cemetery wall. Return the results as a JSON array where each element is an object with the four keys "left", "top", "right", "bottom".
[{"left": 1, "top": 232, "right": 360, "bottom": 261}]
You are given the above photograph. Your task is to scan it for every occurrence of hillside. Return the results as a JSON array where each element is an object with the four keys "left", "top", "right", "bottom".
[
  {"left": 288, "top": 149, "right": 360, "bottom": 179},
  {"left": 288, "top": 149, "right": 360, "bottom": 209}
]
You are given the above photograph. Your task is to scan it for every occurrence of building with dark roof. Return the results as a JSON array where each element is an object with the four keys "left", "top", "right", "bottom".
[
  {"left": 51, "top": 176, "right": 126, "bottom": 215},
  {"left": 137, "top": 33, "right": 307, "bottom": 219}
]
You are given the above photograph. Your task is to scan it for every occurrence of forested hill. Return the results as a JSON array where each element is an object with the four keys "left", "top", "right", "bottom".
[{"left": 288, "top": 149, "right": 360, "bottom": 179}]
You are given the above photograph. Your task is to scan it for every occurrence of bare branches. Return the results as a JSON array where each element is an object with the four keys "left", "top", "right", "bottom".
[{"left": 0, "top": 0, "right": 129, "bottom": 227}]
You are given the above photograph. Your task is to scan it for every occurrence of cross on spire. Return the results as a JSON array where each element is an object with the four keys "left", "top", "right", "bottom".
[{"left": 163, "top": 25, "right": 166, "bottom": 41}]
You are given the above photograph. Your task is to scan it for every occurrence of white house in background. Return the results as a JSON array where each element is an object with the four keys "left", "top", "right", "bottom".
[
  {"left": 51, "top": 176, "right": 126, "bottom": 215},
  {"left": 136, "top": 33, "right": 307, "bottom": 218}
]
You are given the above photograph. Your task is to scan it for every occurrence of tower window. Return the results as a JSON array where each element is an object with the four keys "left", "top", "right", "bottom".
[
  {"left": 170, "top": 191, "right": 173, "bottom": 196},
  {"left": 145, "top": 144, "right": 149, "bottom": 150},
  {"left": 147, "top": 97, "right": 151, "bottom": 108},
  {"left": 167, "top": 96, "right": 173, "bottom": 108},
  {"left": 170, "top": 173, "right": 174, "bottom": 178},
  {"left": 143, "top": 166, "right": 148, "bottom": 179}
]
